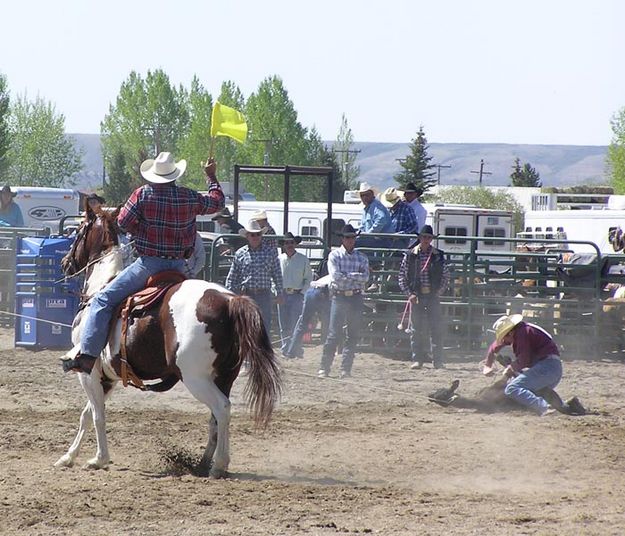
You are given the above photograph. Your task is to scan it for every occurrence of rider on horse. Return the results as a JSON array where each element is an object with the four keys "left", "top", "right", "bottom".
[{"left": 62, "top": 152, "right": 225, "bottom": 374}]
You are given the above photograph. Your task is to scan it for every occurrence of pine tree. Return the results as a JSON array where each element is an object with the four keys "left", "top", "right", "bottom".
[
  {"left": 510, "top": 157, "right": 542, "bottom": 187},
  {"left": 394, "top": 126, "right": 436, "bottom": 192}
]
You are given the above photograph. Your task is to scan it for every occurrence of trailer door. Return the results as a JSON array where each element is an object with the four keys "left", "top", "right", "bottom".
[
  {"left": 435, "top": 211, "right": 473, "bottom": 253},
  {"left": 477, "top": 214, "right": 512, "bottom": 251}
]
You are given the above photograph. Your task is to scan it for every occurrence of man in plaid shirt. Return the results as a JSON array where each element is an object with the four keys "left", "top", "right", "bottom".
[
  {"left": 398, "top": 224, "right": 450, "bottom": 370},
  {"left": 63, "top": 152, "right": 224, "bottom": 374},
  {"left": 318, "top": 224, "right": 370, "bottom": 379},
  {"left": 226, "top": 220, "right": 283, "bottom": 334},
  {"left": 380, "top": 187, "right": 418, "bottom": 248}
]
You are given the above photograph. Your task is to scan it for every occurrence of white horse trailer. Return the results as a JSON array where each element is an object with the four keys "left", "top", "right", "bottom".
[{"left": 13, "top": 187, "right": 81, "bottom": 232}]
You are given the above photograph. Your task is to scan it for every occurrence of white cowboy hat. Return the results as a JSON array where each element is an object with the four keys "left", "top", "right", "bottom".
[
  {"left": 380, "top": 187, "right": 402, "bottom": 208},
  {"left": 358, "top": 182, "right": 374, "bottom": 194},
  {"left": 140, "top": 152, "right": 187, "bottom": 183},
  {"left": 238, "top": 220, "right": 268, "bottom": 237},
  {"left": 249, "top": 209, "right": 268, "bottom": 221},
  {"left": 493, "top": 314, "right": 523, "bottom": 342}
]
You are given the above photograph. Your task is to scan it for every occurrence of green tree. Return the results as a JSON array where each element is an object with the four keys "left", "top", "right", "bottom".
[
  {"left": 609, "top": 107, "right": 625, "bottom": 193},
  {"left": 333, "top": 113, "right": 360, "bottom": 190},
  {"left": 0, "top": 73, "right": 9, "bottom": 178},
  {"left": 241, "top": 75, "right": 311, "bottom": 200},
  {"left": 435, "top": 186, "right": 525, "bottom": 233},
  {"left": 6, "top": 95, "right": 83, "bottom": 187},
  {"left": 101, "top": 69, "right": 189, "bottom": 190},
  {"left": 103, "top": 146, "right": 134, "bottom": 205},
  {"left": 510, "top": 157, "right": 542, "bottom": 187},
  {"left": 177, "top": 76, "right": 213, "bottom": 190},
  {"left": 394, "top": 126, "right": 437, "bottom": 193}
]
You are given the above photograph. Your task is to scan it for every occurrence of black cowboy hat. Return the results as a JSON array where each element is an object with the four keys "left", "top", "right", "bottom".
[
  {"left": 403, "top": 182, "right": 424, "bottom": 196},
  {"left": 419, "top": 224, "right": 435, "bottom": 237},
  {"left": 215, "top": 207, "right": 233, "bottom": 219},
  {"left": 278, "top": 232, "right": 302, "bottom": 245},
  {"left": 1, "top": 185, "right": 16, "bottom": 198},
  {"left": 337, "top": 224, "right": 359, "bottom": 238},
  {"left": 86, "top": 193, "right": 106, "bottom": 204}
]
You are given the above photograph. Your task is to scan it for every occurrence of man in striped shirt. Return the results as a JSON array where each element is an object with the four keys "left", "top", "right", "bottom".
[
  {"left": 398, "top": 224, "right": 450, "bottom": 369},
  {"left": 380, "top": 187, "right": 418, "bottom": 248},
  {"left": 63, "top": 152, "right": 225, "bottom": 374},
  {"left": 318, "top": 224, "right": 370, "bottom": 379},
  {"left": 226, "top": 220, "right": 284, "bottom": 334}
]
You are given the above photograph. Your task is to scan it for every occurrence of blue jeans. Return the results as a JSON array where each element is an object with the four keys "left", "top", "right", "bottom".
[
  {"left": 278, "top": 292, "right": 304, "bottom": 353},
  {"left": 320, "top": 294, "right": 363, "bottom": 374},
  {"left": 409, "top": 293, "right": 443, "bottom": 366},
  {"left": 504, "top": 356, "right": 563, "bottom": 415},
  {"left": 285, "top": 287, "right": 331, "bottom": 358},
  {"left": 244, "top": 289, "right": 273, "bottom": 335},
  {"left": 81, "top": 256, "right": 185, "bottom": 356}
]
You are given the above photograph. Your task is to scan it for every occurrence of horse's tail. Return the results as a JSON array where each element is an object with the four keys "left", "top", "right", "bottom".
[{"left": 228, "top": 295, "right": 282, "bottom": 427}]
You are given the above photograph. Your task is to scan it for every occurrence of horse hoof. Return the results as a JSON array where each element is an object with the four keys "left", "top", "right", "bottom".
[
  {"left": 84, "top": 457, "right": 109, "bottom": 470},
  {"left": 209, "top": 468, "right": 229, "bottom": 479},
  {"left": 54, "top": 455, "right": 74, "bottom": 468}
]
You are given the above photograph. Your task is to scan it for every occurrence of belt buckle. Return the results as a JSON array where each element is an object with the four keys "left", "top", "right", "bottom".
[
  {"left": 421, "top": 286, "right": 431, "bottom": 294},
  {"left": 344, "top": 290, "right": 353, "bottom": 297}
]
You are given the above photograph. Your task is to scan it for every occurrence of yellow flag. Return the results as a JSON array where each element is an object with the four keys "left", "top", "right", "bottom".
[{"left": 210, "top": 102, "right": 248, "bottom": 143}]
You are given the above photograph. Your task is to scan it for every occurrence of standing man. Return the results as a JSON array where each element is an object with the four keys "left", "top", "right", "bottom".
[
  {"left": 398, "top": 224, "right": 450, "bottom": 369},
  {"left": 278, "top": 232, "right": 313, "bottom": 356},
  {"left": 225, "top": 220, "right": 284, "bottom": 334},
  {"left": 214, "top": 207, "right": 243, "bottom": 235},
  {"left": 249, "top": 209, "right": 278, "bottom": 249},
  {"left": 403, "top": 183, "right": 427, "bottom": 233},
  {"left": 62, "top": 152, "right": 225, "bottom": 374},
  {"left": 380, "top": 187, "right": 418, "bottom": 248},
  {"left": 356, "top": 182, "right": 392, "bottom": 248},
  {"left": 319, "top": 224, "right": 370, "bottom": 379},
  {"left": 0, "top": 185, "right": 24, "bottom": 227}
]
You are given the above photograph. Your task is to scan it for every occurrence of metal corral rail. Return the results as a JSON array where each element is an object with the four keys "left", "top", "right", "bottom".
[
  {"left": 0, "top": 227, "right": 51, "bottom": 326},
  {"left": 357, "top": 234, "right": 625, "bottom": 359}
]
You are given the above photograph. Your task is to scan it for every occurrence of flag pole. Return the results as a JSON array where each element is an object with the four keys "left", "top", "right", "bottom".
[{"left": 207, "top": 136, "right": 215, "bottom": 162}]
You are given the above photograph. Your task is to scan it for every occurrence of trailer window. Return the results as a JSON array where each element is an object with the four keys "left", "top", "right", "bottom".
[
  {"left": 301, "top": 225, "right": 319, "bottom": 238},
  {"left": 483, "top": 227, "right": 506, "bottom": 246},
  {"left": 197, "top": 220, "right": 216, "bottom": 232},
  {"left": 443, "top": 226, "right": 467, "bottom": 244}
]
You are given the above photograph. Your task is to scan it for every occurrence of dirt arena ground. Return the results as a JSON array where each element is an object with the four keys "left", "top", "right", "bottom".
[{"left": 1, "top": 328, "right": 624, "bottom": 536}]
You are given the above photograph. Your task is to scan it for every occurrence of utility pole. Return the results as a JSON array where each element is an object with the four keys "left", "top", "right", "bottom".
[
  {"left": 470, "top": 159, "right": 492, "bottom": 185},
  {"left": 333, "top": 148, "right": 361, "bottom": 189},
  {"left": 433, "top": 163, "right": 451, "bottom": 186}
]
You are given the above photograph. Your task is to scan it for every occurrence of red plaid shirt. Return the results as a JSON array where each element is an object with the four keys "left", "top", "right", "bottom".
[{"left": 118, "top": 181, "right": 224, "bottom": 258}]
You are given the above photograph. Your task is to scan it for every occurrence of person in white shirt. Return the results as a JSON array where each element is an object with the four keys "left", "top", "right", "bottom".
[{"left": 278, "top": 232, "right": 313, "bottom": 355}]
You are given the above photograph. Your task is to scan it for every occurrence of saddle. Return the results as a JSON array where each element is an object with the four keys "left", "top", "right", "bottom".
[{"left": 119, "top": 270, "right": 187, "bottom": 388}]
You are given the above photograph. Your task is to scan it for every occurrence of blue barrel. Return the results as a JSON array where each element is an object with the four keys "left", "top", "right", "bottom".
[{"left": 14, "top": 236, "right": 80, "bottom": 349}]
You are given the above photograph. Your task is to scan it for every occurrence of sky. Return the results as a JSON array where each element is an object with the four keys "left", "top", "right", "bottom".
[{"left": 2, "top": 0, "right": 623, "bottom": 146}]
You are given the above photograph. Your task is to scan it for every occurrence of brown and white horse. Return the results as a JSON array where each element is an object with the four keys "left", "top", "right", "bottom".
[{"left": 56, "top": 210, "right": 281, "bottom": 477}]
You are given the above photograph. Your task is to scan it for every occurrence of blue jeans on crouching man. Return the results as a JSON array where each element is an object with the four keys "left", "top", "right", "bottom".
[
  {"left": 278, "top": 292, "right": 304, "bottom": 354},
  {"left": 320, "top": 294, "right": 363, "bottom": 375},
  {"left": 284, "top": 287, "right": 331, "bottom": 358},
  {"left": 81, "top": 256, "right": 186, "bottom": 357},
  {"left": 504, "top": 356, "right": 562, "bottom": 415}
]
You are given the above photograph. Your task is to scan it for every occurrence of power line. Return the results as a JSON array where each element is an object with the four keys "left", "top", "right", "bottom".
[{"left": 433, "top": 163, "right": 451, "bottom": 186}]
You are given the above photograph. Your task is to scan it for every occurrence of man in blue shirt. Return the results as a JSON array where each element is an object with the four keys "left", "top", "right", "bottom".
[
  {"left": 0, "top": 186, "right": 24, "bottom": 227},
  {"left": 381, "top": 187, "right": 418, "bottom": 248},
  {"left": 356, "top": 182, "right": 392, "bottom": 248}
]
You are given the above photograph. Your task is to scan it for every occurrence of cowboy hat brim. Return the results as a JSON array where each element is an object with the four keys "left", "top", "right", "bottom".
[
  {"left": 140, "top": 158, "right": 187, "bottom": 183},
  {"left": 238, "top": 226, "right": 268, "bottom": 237}
]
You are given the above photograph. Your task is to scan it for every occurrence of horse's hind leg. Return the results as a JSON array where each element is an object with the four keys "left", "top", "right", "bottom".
[
  {"left": 54, "top": 402, "right": 92, "bottom": 468},
  {"left": 183, "top": 377, "right": 231, "bottom": 478}
]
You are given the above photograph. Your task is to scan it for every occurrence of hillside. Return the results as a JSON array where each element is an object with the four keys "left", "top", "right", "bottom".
[{"left": 69, "top": 134, "right": 609, "bottom": 192}]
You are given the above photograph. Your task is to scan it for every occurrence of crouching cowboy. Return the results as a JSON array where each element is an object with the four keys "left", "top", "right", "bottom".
[{"left": 483, "top": 314, "right": 563, "bottom": 417}]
